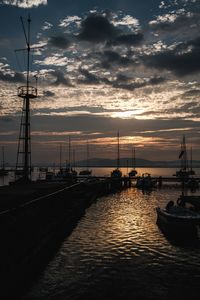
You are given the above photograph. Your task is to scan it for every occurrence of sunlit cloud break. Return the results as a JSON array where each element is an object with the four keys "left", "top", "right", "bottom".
[{"left": 0, "top": 0, "right": 47, "bottom": 8}]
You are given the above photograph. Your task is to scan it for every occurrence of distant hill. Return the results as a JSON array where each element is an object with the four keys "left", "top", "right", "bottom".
[{"left": 76, "top": 157, "right": 200, "bottom": 168}]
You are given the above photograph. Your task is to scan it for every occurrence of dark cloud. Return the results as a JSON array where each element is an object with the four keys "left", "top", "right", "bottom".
[
  {"left": 78, "top": 68, "right": 111, "bottom": 85},
  {"left": 182, "top": 89, "right": 200, "bottom": 98},
  {"left": 0, "top": 71, "right": 25, "bottom": 83},
  {"left": 104, "top": 50, "right": 121, "bottom": 62},
  {"left": 112, "top": 33, "right": 144, "bottom": 46},
  {"left": 78, "top": 14, "right": 119, "bottom": 42},
  {"left": 113, "top": 76, "right": 166, "bottom": 90},
  {"left": 102, "top": 50, "right": 132, "bottom": 68},
  {"left": 48, "top": 36, "right": 70, "bottom": 49},
  {"left": 142, "top": 36, "right": 200, "bottom": 76},
  {"left": 77, "top": 13, "right": 144, "bottom": 48},
  {"left": 116, "top": 74, "right": 130, "bottom": 82},
  {"left": 149, "top": 76, "right": 166, "bottom": 85},
  {"left": 32, "top": 105, "right": 123, "bottom": 115},
  {"left": 43, "top": 90, "right": 55, "bottom": 97},
  {"left": 78, "top": 68, "right": 100, "bottom": 84},
  {"left": 51, "top": 70, "right": 72, "bottom": 86},
  {"left": 30, "top": 114, "right": 200, "bottom": 140}
]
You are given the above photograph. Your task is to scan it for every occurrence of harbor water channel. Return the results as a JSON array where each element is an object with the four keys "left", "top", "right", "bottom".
[{"left": 23, "top": 185, "right": 200, "bottom": 300}]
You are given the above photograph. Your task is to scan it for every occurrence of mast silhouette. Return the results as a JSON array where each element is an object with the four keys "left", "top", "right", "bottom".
[
  {"left": 79, "top": 140, "right": 91, "bottom": 176},
  {"left": 15, "top": 15, "right": 37, "bottom": 182},
  {"left": 128, "top": 146, "right": 137, "bottom": 177},
  {"left": 111, "top": 131, "right": 122, "bottom": 178},
  {"left": 117, "top": 131, "right": 120, "bottom": 169},
  {"left": 68, "top": 136, "right": 71, "bottom": 170}
]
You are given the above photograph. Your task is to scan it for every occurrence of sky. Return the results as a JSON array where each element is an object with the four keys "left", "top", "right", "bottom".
[{"left": 0, "top": 0, "right": 200, "bottom": 165}]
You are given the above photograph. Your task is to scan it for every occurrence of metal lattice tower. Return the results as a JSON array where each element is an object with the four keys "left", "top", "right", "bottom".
[{"left": 15, "top": 15, "right": 37, "bottom": 182}]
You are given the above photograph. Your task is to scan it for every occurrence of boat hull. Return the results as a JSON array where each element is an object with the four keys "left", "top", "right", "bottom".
[{"left": 156, "top": 207, "right": 200, "bottom": 231}]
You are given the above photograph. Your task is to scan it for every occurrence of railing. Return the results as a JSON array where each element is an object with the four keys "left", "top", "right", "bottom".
[{"left": 18, "top": 86, "right": 37, "bottom": 98}]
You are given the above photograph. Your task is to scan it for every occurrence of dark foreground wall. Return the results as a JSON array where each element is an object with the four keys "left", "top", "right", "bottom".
[{"left": 0, "top": 178, "right": 126, "bottom": 299}]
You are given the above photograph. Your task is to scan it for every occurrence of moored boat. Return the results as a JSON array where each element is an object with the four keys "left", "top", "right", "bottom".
[
  {"left": 129, "top": 147, "right": 137, "bottom": 177},
  {"left": 156, "top": 193, "right": 200, "bottom": 235},
  {"left": 156, "top": 206, "right": 200, "bottom": 231},
  {"left": 136, "top": 173, "right": 157, "bottom": 189},
  {"left": 111, "top": 168, "right": 122, "bottom": 178},
  {"left": 174, "top": 135, "right": 196, "bottom": 179}
]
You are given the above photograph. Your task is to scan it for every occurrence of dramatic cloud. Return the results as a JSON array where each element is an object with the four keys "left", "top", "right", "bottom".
[
  {"left": 43, "top": 90, "right": 55, "bottom": 97},
  {"left": 78, "top": 14, "right": 119, "bottom": 42},
  {"left": 112, "top": 33, "right": 144, "bottom": 46},
  {"left": 1, "top": 3, "right": 200, "bottom": 163},
  {"left": 101, "top": 50, "right": 133, "bottom": 69},
  {"left": 48, "top": 36, "right": 70, "bottom": 49},
  {"left": 112, "top": 76, "right": 166, "bottom": 90},
  {"left": 78, "top": 68, "right": 100, "bottom": 84},
  {"left": 0, "top": 0, "right": 47, "bottom": 8},
  {"left": 142, "top": 36, "right": 200, "bottom": 76},
  {"left": 51, "top": 70, "right": 72, "bottom": 86}
]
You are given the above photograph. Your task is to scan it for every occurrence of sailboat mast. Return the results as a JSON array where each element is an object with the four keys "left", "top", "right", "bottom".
[
  {"left": 181, "top": 135, "right": 187, "bottom": 171},
  {"left": 190, "top": 146, "right": 193, "bottom": 173},
  {"left": 117, "top": 131, "right": 120, "bottom": 169},
  {"left": 2, "top": 146, "right": 5, "bottom": 169},
  {"left": 68, "top": 136, "right": 71, "bottom": 169},
  {"left": 59, "top": 144, "right": 62, "bottom": 171},
  {"left": 86, "top": 140, "right": 89, "bottom": 170},
  {"left": 73, "top": 149, "right": 76, "bottom": 169}
]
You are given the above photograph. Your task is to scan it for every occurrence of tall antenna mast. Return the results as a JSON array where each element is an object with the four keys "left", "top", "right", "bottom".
[{"left": 15, "top": 15, "right": 37, "bottom": 182}]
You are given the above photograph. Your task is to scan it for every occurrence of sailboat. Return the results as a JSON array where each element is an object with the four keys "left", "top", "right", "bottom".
[
  {"left": 175, "top": 135, "right": 198, "bottom": 185},
  {"left": 175, "top": 135, "right": 193, "bottom": 178},
  {"left": 0, "top": 146, "right": 8, "bottom": 176},
  {"left": 111, "top": 131, "right": 122, "bottom": 178},
  {"left": 156, "top": 177, "right": 200, "bottom": 234},
  {"left": 189, "top": 147, "right": 195, "bottom": 176},
  {"left": 79, "top": 141, "right": 92, "bottom": 176},
  {"left": 128, "top": 147, "right": 137, "bottom": 177},
  {"left": 56, "top": 138, "right": 77, "bottom": 181}
]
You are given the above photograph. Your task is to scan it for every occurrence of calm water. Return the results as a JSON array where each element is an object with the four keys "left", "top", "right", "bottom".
[{"left": 24, "top": 186, "right": 200, "bottom": 300}]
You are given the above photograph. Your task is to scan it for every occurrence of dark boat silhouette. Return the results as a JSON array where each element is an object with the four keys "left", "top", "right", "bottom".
[
  {"left": 174, "top": 135, "right": 199, "bottom": 190},
  {"left": 136, "top": 173, "right": 157, "bottom": 189},
  {"left": 156, "top": 180, "right": 200, "bottom": 235}
]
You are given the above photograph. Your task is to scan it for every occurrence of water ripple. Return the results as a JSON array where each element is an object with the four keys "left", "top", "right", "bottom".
[{"left": 24, "top": 187, "right": 200, "bottom": 300}]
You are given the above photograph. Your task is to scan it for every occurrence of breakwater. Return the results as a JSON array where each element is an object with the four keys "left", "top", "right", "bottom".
[{"left": 0, "top": 177, "right": 130, "bottom": 299}]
